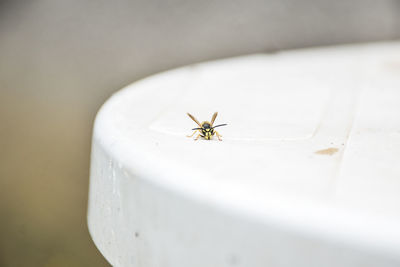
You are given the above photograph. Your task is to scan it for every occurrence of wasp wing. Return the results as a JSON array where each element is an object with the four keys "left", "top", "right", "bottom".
[
  {"left": 187, "top": 113, "right": 202, "bottom": 127},
  {"left": 210, "top": 112, "right": 218, "bottom": 126}
]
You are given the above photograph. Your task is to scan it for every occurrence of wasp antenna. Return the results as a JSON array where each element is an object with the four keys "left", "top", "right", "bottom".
[
  {"left": 212, "top": 124, "right": 227, "bottom": 129},
  {"left": 192, "top": 128, "right": 202, "bottom": 130},
  {"left": 187, "top": 112, "right": 202, "bottom": 127}
]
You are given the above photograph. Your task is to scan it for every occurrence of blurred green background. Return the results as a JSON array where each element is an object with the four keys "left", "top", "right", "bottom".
[{"left": 0, "top": 0, "right": 399, "bottom": 266}]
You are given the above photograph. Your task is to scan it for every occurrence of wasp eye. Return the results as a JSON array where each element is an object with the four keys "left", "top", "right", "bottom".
[{"left": 203, "top": 123, "right": 211, "bottom": 129}]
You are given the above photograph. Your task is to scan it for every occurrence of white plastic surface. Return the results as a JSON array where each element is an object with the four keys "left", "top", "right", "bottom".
[{"left": 88, "top": 42, "right": 400, "bottom": 267}]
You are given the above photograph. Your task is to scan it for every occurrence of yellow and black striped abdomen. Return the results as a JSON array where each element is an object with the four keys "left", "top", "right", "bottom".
[
  {"left": 202, "top": 129, "right": 214, "bottom": 140},
  {"left": 201, "top": 122, "right": 214, "bottom": 140}
]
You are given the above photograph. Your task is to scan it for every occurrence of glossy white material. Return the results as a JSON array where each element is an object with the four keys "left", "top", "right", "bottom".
[{"left": 88, "top": 42, "right": 400, "bottom": 267}]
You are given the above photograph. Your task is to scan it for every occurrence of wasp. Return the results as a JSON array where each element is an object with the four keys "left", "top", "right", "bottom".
[{"left": 187, "top": 112, "right": 227, "bottom": 141}]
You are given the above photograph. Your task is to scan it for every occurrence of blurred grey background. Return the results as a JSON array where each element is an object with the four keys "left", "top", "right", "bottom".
[{"left": 0, "top": 0, "right": 399, "bottom": 266}]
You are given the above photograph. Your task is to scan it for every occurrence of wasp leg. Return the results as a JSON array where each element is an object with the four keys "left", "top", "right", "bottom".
[
  {"left": 194, "top": 133, "right": 202, "bottom": 140},
  {"left": 187, "top": 130, "right": 198, "bottom": 138},
  {"left": 215, "top": 131, "right": 223, "bottom": 141}
]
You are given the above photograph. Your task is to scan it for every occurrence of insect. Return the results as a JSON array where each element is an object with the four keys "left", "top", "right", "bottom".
[{"left": 187, "top": 112, "right": 227, "bottom": 141}]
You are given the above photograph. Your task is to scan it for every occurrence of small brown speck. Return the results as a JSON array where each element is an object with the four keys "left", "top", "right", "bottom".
[
  {"left": 315, "top": 147, "right": 339, "bottom": 156},
  {"left": 135, "top": 232, "right": 139, "bottom": 238}
]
